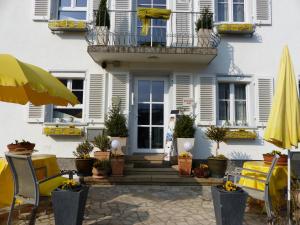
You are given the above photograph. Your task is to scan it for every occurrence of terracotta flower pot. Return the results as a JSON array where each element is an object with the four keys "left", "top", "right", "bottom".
[
  {"left": 194, "top": 167, "right": 210, "bottom": 178},
  {"left": 263, "top": 154, "right": 287, "bottom": 165},
  {"left": 75, "top": 158, "right": 94, "bottom": 176},
  {"left": 178, "top": 157, "right": 192, "bottom": 176},
  {"left": 111, "top": 157, "right": 125, "bottom": 176},
  {"left": 92, "top": 167, "right": 109, "bottom": 179},
  {"left": 7, "top": 143, "right": 35, "bottom": 152},
  {"left": 94, "top": 151, "right": 110, "bottom": 160}
]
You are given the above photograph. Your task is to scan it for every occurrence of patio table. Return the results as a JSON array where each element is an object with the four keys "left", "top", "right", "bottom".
[
  {"left": 239, "top": 161, "right": 288, "bottom": 208},
  {"left": 0, "top": 154, "right": 66, "bottom": 208}
]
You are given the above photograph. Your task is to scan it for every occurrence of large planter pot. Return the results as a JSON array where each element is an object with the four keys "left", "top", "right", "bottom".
[
  {"left": 95, "top": 26, "right": 109, "bottom": 45},
  {"left": 92, "top": 167, "right": 109, "bottom": 179},
  {"left": 178, "top": 157, "right": 192, "bottom": 176},
  {"left": 197, "top": 29, "right": 212, "bottom": 47},
  {"left": 176, "top": 138, "right": 195, "bottom": 155},
  {"left": 208, "top": 158, "right": 228, "bottom": 178},
  {"left": 263, "top": 154, "right": 287, "bottom": 165},
  {"left": 110, "top": 137, "right": 127, "bottom": 155},
  {"left": 75, "top": 158, "right": 94, "bottom": 176},
  {"left": 94, "top": 151, "right": 110, "bottom": 160},
  {"left": 52, "top": 186, "right": 89, "bottom": 225},
  {"left": 212, "top": 186, "right": 248, "bottom": 225},
  {"left": 7, "top": 143, "right": 35, "bottom": 152},
  {"left": 193, "top": 167, "right": 210, "bottom": 178},
  {"left": 111, "top": 157, "right": 125, "bottom": 176}
]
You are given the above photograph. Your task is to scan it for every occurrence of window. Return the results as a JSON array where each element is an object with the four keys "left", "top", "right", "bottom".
[
  {"left": 137, "top": 0, "right": 167, "bottom": 47},
  {"left": 58, "top": 0, "right": 87, "bottom": 20},
  {"left": 217, "top": 0, "right": 245, "bottom": 22},
  {"left": 218, "top": 83, "right": 247, "bottom": 126},
  {"left": 53, "top": 78, "right": 84, "bottom": 123}
]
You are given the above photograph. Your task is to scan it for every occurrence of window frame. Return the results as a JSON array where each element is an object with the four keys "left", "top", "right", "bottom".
[
  {"left": 217, "top": 81, "right": 250, "bottom": 127},
  {"left": 57, "top": 0, "right": 88, "bottom": 21},
  {"left": 215, "top": 0, "right": 248, "bottom": 23}
]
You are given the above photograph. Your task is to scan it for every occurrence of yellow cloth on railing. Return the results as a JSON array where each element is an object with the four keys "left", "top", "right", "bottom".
[
  {"left": 0, "top": 155, "right": 67, "bottom": 208},
  {"left": 137, "top": 7, "right": 171, "bottom": 36},
  {"left": 43, "top": 126, "right": 82, "bottom": 136},
  {"left": 239, "top": 161, "right": 288, "bottom": 208}
]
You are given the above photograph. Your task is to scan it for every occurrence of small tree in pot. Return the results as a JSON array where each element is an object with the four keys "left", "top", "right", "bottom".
[
  {"left": 105, "top": 103, "right": 128, "bottom": 155},
  {"left": 195, "top": 7, "right": 213, "bottom": 47},
  {"left": 205, "top": 126, "right": 228, "bottom": 178},
  {"left": 73, "top": 140, "right": 94, "bottom": 176},
  {"left": 94, "top": 133, "right": 111, "bottom": 160},
  {"left": 95, "top": 0, "right": 110, "bottom": 45}
]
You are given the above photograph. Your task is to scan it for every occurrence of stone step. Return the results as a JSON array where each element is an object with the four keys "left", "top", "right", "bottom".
[
  {"left": 84, "top": 175, "right": 223, "bottom": 186},
  {"left": 125, "top": 167, "right": 178, "bottom": 175},
  {"left": 125, "top": 153, "right": 165, "bottom": 162}
]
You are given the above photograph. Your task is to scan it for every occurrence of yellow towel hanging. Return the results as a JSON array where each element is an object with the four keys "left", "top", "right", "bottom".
[{"left": 137, "top": 7, "right": 171, "bottom": 36}]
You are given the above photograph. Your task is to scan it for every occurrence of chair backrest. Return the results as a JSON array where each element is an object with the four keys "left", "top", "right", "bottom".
[
  {"left": 265, "top": 154, "right": 280, "bottom": 186},
  {"left": 5, "top": 153, "right": 39, "bottom": 204}
]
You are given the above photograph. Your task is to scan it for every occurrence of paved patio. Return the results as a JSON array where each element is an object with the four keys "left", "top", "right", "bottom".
[{"left": 16, "top": 185, "right": 267, "bottom": 225}]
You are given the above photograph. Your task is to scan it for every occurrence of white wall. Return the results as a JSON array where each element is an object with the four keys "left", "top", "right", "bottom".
[{"left": 0, "top": 0, "right": 299, "bottom": 159}]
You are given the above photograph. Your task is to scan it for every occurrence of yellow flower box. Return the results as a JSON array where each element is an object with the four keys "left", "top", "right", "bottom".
[
  {"left": 216, "top": 23, "right": 255, "bottom": 35},
  {"left": 225, "top": 129, "right": 256, "bottom": 140},
  {"left": 48, "top": 20, "right": 87, "bottom": 32},
  {"left": 43, "top": 127, "right": 83, "bottom": 136}
]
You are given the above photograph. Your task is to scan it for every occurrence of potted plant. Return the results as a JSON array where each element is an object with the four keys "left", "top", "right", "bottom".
[
  {"left": 73, "top": 140, "right": 94, "bottom": 176},
  {"left": 52, "top": 179, "right": 89, "bottom": 225},
  {"left": 205, "top": 126, "right": 228, "bottom": 178},
  {"left": 92, "top": 159, "right": 110, "bottom": 178},
  {"left": 94, "top": 133, "right": 111, "bottom": 160},
  {"left": 263, "top": 150, "right": 287, "bottom": 165},
  {"left": 174, "top": 114, "right": 196, "bottom": 155},
  {"left": 95, "top": 0, "right": 110, "bottom": 45},
  {"left": 195, "top": 7, "right": 213, "bottom": 47},
  {"left": 178, "top": 151, "right": 193, "bottom": 176},
  {"left": 7, "top": 139, "right": 35, "bottom": 152},
  {"left": 212, "top": 181, "right": 248, "bottom": 225},
  {"left": 110, "top": 152, "right": 125, "bottom": 176},
  {"left": 105, "top": 103, "right": 128, "bottom": 155},
  {"left": 193, "top": 163, "right": 210, "bottom": 178}
]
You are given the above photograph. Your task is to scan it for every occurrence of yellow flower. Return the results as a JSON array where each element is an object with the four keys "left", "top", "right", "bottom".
[
  {"left": 224, "top": 181, "right": 237, "bottom": 192},
  {"left": 179, "top": 151, "right": 191, "bottom": 158}
]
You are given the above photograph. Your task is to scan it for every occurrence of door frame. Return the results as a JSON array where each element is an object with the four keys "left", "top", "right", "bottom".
[{"left": 131, "top": 76, "right": 169, "bottom": 154}]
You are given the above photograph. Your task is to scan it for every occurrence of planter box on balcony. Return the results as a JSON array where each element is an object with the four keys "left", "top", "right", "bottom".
[
  {"left": 43, "top": 126, "right": 83, "bottom": 136},
  {"left": 225, "top": 130, "right": 256, "bottom": 140},
  {"left": 216, "top": 23, "right": 255, "bottom": 35},
  {"left": 48, "top": 20, "right": 87, "bottom": 32}
]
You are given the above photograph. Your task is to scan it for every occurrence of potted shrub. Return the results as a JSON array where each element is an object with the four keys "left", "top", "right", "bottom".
[
  {"left": 7, "top": 139, "right": 35, "bottom": 152},
  {"left": 105, "top": 103, "right": 128, "bottom": 155},
  {"left": 195, "top": 7, "right": 213, "bottom": 47},
  {"left": 92, "top": 159, "right": 110, "bottom": 178},
  {"left": 205, "top": 126, "right": 228, "bottom": 178},
  {"left": 111, "top": 152, "right": 125, "bottom": 176},
  {"left": 95, "top": 0, "right": 110, "bottom": 45},
  {"left": 73, "top": 140, "right": 94, "bottom": 176},
  {"left": 212, "top": 181, "right": 248, "bottom": 225},
  {"left": 263, "top": 150, "right": 287, "bottom": 165},
  {"left": 178, "top": 151, "right": 193, "bottom": 176},
  {"left": 52, "top": 179, "right": 89, "bottom": 225},
  {"left": 193, "top": 163, "right": 210, "bottom": 178},
  {"left": 94, "top": 133, "right": 111, "bottom": 160},
  {"left": 174, "top": 114, "right": 196, "bottom": 155}
]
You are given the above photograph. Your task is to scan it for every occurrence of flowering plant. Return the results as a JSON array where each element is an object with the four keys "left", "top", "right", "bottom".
[
  {"left": 60, "top": 179, "right": 81, "bottom": 191},
  {"left": 223, "top": 181, "right": 238, "bottom": 192},
  {"left": 179, "top": 151, "right": 192, "bottom": 158}
]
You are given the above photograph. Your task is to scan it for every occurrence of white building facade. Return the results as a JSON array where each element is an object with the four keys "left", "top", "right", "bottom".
[{"left": 0, "top": 0, "right": 299, "bottom": 160}]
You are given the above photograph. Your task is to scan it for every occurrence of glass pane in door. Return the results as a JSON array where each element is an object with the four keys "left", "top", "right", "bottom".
[
  {"left": 138, "top": 103, "right": 150, "bottom": 125},
  {"left": 138, "top": 127, "right": 150, "bottom": 148},
  {"left": 152, "top": 104, "right": 164, "bottom": 125},
  {"left": 152, "top": 127, "right": 164, "bottom": 148}
]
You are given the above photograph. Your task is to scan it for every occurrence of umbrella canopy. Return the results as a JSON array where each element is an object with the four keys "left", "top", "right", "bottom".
[
  {"left": 263, "top": 46, "right": 300, "bottom": 149},
  {"left": 0, "top": 54, "right": 79, "bottom": 106}
]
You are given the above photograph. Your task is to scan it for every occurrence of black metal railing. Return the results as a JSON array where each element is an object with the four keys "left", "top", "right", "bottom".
[{"left": 86, "top": 10, "right": 220, "bottom": 48}]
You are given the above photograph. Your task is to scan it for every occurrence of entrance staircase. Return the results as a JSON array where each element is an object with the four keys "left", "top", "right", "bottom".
[{"left": 85, "top": 154, "right": 223, "bottom": 186}]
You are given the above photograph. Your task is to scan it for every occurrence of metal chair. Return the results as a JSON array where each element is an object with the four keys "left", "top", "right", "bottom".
[
  {"left": 5, "top": 153, "right": 74, "bottom": 225},
  {"left": 226, "top": 154, "right": 280, "bottom": 221}
]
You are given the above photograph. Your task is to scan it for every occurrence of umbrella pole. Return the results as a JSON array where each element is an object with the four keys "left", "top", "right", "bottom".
[{"left": 288, "top": 150, "right": 291, "bottom": 224}]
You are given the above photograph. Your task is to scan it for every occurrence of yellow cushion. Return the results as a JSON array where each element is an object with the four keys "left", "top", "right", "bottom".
[{"left": 39, "top": 176, "right": 68, "bottom": 196}]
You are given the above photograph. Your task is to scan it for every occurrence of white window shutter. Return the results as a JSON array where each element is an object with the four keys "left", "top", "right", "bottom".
[
  {"left": 199, "top": 0, "right": 213, "bottom": 13},
  {"left": 111, "top": 73, "right": 129, "bottom": 114},
  {"left": 27, "top": 103, "right": 44, "bottom": 123},
  {"left": 88, "top": 74, "right": 105, "bottom": 123},
  {"left": 33, "top": 0, "right": 50, "bottom": 21},
  {"left": 199, "top": 76, "right": 216, "bottom": 125},
  {"left": 174, "top": 74, "right": 193, "bottom": 113},
  {"left": 113, "top": 0, "right": 130, "bottom": 44},
  {"left": 175, "top": 0, "right": 192, "bottom": 46},
  {"left": 255, "top": 0, "right": 272, "bottom": 25},
  {"left": 255, "top": 78, "right": 273, "bottom": 126}
]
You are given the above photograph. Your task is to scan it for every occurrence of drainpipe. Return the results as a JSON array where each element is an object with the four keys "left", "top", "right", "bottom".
[{"left": 191, "top": 0, "right": 194, "bottom": 46}]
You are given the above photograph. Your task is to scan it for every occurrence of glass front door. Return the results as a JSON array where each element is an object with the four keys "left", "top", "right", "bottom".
[{"left": 134, "top": 79, "right": 166, "bottom": 153}]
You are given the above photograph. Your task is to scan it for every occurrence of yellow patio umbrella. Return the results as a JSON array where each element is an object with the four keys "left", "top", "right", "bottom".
[
  {"left": 0, "top": 54, "right": 79, "bottom": 106},
  {"left": 263, "top": 46, "right": 300, "bottom": 216}
]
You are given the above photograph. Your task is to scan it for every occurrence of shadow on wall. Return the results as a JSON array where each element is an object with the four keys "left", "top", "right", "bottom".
[{"left": 193, "top": 128, "right": 213, "bottom": 159}]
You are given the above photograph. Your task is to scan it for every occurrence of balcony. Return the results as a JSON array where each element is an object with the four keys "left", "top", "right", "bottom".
[{"left": 86, "top": 10, "right": 221, "bottom": 65}]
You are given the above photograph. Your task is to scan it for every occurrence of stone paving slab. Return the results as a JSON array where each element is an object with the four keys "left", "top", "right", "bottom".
[{"left": 8, "top": 185, "right": 267, "bottom": 225}]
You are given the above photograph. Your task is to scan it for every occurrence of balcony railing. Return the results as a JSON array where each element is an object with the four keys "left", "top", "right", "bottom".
[{"left": 86, "top": 10, "right": 221, "bottom": 48}]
